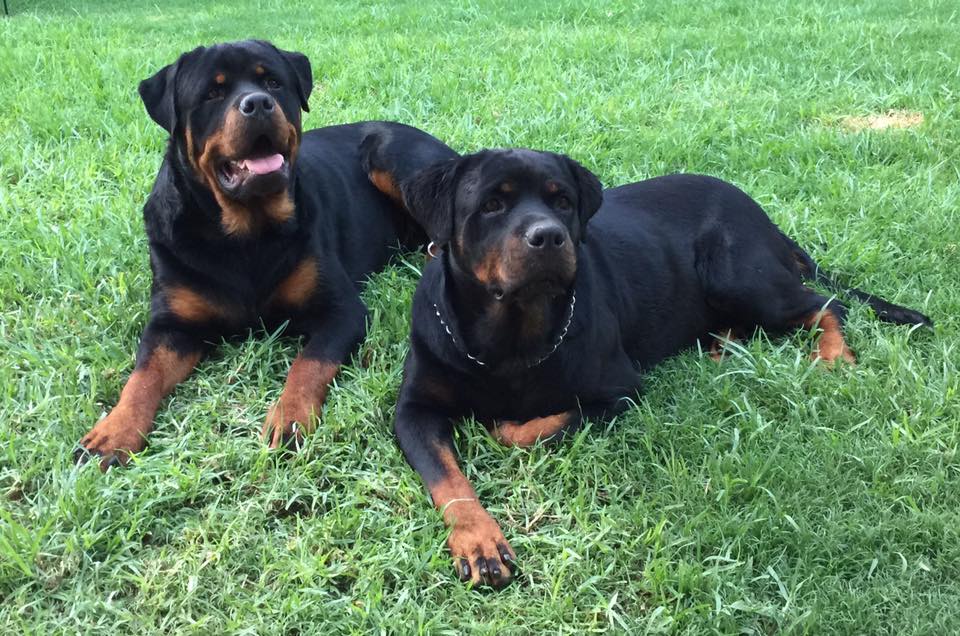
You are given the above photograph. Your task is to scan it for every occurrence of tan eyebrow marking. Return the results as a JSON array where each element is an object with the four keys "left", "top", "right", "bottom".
[
  {"left": 498, "top": 181, "right": 514, "bottom": 193},
  {"left": 215, "top": 72, "right": 226, "bottom": 84},
  {"left": 545, "top": 181, "right": 559, "bottom": 193},
  {"left": 255, "top": 64, "right": 265, "bottom": 75}
]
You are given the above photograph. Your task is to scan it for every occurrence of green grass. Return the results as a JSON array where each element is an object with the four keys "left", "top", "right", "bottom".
[{"left": 1, "top": 0, "right": 958, "bottom": 633}]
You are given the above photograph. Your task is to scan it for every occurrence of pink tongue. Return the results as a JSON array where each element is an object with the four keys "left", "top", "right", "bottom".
[{"left": 241, "top": 153, "right": 284, "bottom": 175}]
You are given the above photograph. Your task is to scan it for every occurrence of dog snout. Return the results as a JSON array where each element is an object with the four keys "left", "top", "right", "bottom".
[
  {"left": 524, "top": 220, "right": 567, "bottom": 249},
  {"left": 238, "top": 92, "right": 276, "bottom": 119}
]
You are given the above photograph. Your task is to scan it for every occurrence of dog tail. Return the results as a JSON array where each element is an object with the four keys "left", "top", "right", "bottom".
[{"left": 785, "top": 234, "right": 933, "bottom": 327}]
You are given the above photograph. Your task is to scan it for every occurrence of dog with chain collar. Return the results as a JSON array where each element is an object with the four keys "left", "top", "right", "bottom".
[{"left": 361, "top": 142, "right": 932, "bottom": 588}]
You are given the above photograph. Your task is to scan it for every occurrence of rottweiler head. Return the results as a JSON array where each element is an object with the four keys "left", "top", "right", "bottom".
[
  {"left": 402, "top": 149, "right": 602, "bottom": 302},
  {"left": 139, "top": 40, "right": 313, "bottom": 235}
]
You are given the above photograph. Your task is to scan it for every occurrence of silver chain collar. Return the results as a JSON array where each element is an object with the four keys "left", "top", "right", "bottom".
[{"left": 432, "top": 290, "right": 577, "bottom": 369}]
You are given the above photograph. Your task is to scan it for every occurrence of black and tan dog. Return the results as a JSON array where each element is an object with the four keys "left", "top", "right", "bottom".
[
  {"left": 75, "top": 40, "right": 455, "bottom": 470},
  {"left": 373, "top": 146, "right": 932, "bottom": 587}
]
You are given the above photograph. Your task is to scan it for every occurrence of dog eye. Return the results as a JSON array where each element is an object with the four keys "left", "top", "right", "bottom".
[
  {"left": 264, "top": 77, "right": 281, "bottom": 90},
  {"left": 206, "top": 87, "right": 225, "bottom": 101},
  {"left": 555, "top": 195, "right": 573, "bottom": 210},
  {"left": 483, "top": 198, "right": 504, "bottom": 214}
]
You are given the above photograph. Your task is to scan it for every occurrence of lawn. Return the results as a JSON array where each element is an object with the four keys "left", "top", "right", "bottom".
[{"left": 1, "top": 0, "right": 958, "bottom": 633}]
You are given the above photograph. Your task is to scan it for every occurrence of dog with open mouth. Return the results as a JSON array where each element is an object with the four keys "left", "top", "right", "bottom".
[
  {"left": 369, "top": 146, "right": 933, "bottom": 588},
  {"left": 75, "top": 40, "right": 455, "bottom": 470}
]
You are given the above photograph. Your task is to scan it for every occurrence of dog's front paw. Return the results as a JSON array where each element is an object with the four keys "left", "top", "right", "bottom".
[
  {"left": 491, "top": 411, "right": 577, "bottom": 447},
  {"left": 75, "top": 407, "right": 148, "bottom": 472},
  {"left": 261, "top": 397, "right": 318, "bottom": 450},
  {"left": 445, "top": 500, "right": 516, "bottom": 589}
]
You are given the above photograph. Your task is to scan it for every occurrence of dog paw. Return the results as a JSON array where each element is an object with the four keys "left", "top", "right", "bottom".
[
  {"left": 75, "top": 408, "right": 148, "bottom": 472},
  {"left": 708, "top": 328, "right": 740, "bottom": 363},
  {"left": 812, "top": 345, "right": 857, "bottom": 366},
  {"left": 491, "top": 411, "right": 576, "bottom": 447},
  {"left": 811, "top": 333, "right": 857, "bottom": 366},
  {"left": 804, "top": 310, "right": 857, "bottom": 367},
  {"left": 445, "top": 500, "right": 516, "bottom": 589},
  {"left": 261, "top": 398, "right": 318, "bottom": 450}
]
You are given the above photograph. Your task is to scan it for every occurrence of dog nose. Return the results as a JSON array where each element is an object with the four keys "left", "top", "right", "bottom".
[
  {"left": 524, "top": 221, "right": 567, "bottom": 249},
  {"left": 238, "top": 92, "right": 275, "bottom": 119}
]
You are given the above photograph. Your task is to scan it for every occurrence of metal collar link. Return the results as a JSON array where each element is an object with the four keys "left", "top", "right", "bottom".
[
  {"left": 431, "top": 302, "right": 486, "bottom": 367},
  {"left": 432, "top": 290, "right": 576, "bottom": 369}
]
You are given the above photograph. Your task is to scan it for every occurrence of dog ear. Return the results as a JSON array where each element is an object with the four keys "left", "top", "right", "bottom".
[
  {"left": 138, "top": 59, "right": 182, "bottom": 134},
  {"left": 400, "top": 158, "right": 461, "bottom": 247},
  {"left": 271, "top": 44, "right": 313, "bottom": 112},
  {"left": 564, "top": 156, "right": 603, "bottom": 239}
]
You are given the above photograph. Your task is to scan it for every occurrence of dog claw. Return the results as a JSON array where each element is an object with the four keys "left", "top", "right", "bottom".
[{"left": 73, "top": 446, "right": 93, "bottom": 466}]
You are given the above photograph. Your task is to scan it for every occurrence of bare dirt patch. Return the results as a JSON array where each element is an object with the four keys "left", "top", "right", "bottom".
[{"left": 840, "top": 109, "right": 924, "bottom": 131}]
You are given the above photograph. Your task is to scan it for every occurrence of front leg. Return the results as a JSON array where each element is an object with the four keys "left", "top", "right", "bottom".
[
  {"left": 491, "top": 345, "right": 642, "bottom": 448},
  {"left": 395, "top": 394, "right": 516, "bottom": 588},
  {"left": 261, "top": 294, "right": 367, "bottom": 449},
  {"left": 490, "top": 410, "right": 580, "bottom": 447},
  {"left": 489, "top": 398, "right": 632, "bottom": 448},
  {"left": 77, "top": 323, "right": 205, "bottom": 471}
]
